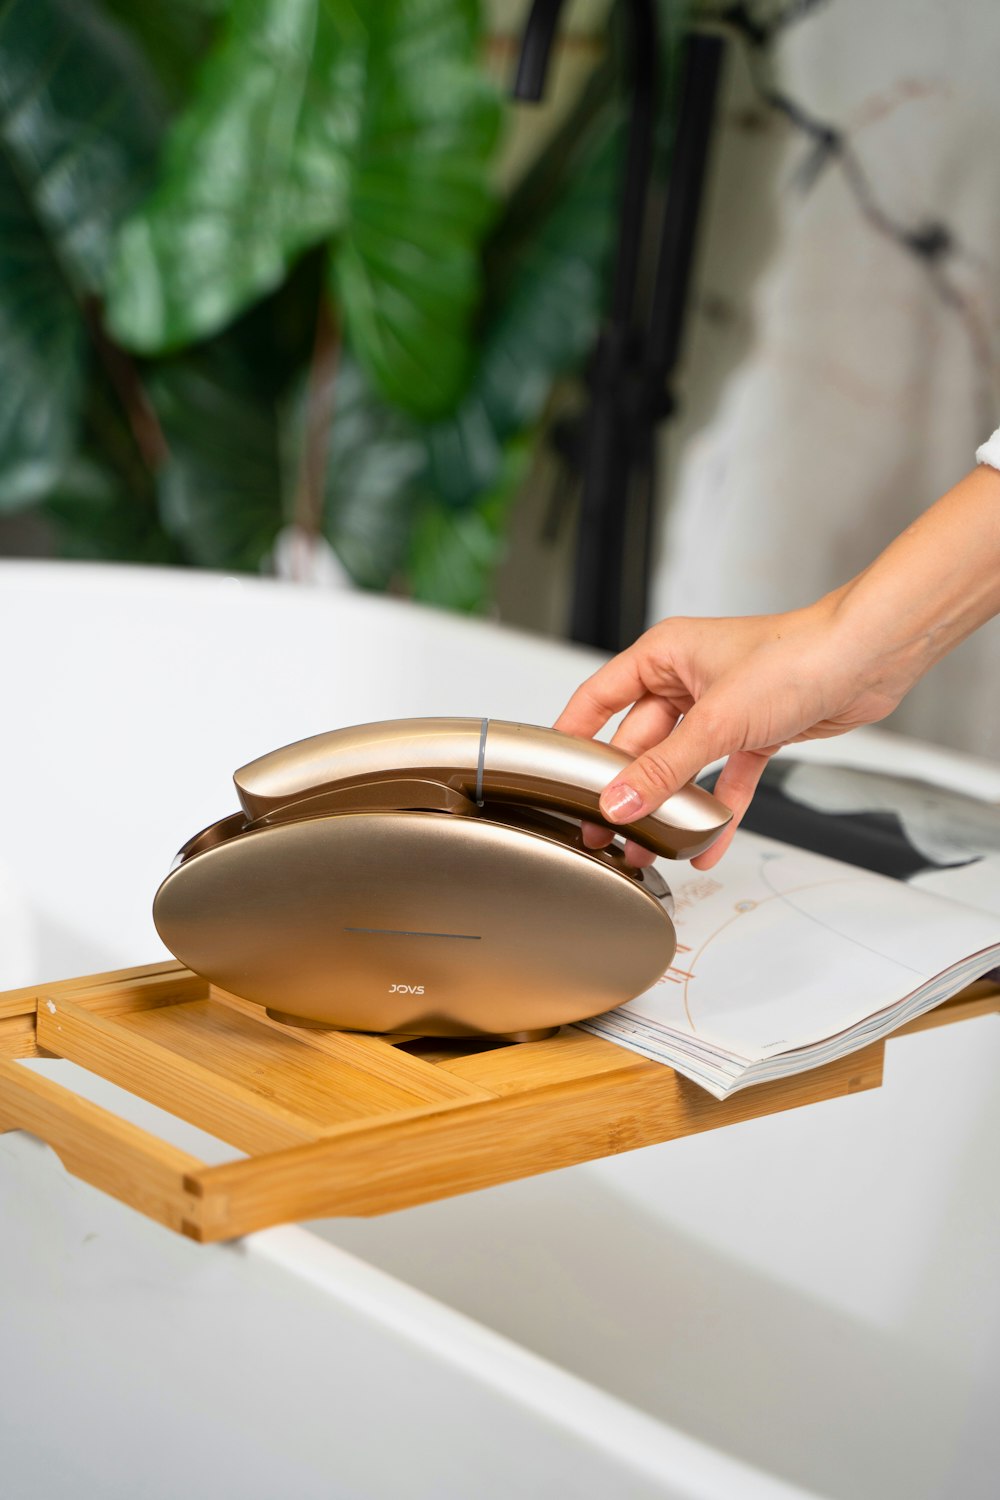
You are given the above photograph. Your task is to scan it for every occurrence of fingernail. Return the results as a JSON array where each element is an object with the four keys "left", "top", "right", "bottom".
[{"left": 600, "top": 784, "right": 643, "bottom": 822}]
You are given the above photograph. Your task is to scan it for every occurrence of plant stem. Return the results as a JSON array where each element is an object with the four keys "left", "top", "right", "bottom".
[
  {"left": 84, "top": 296, "right": 170, "bottom": 472},
  {"left": 289, "top": 294, "right": 340, "bottom": 580}
]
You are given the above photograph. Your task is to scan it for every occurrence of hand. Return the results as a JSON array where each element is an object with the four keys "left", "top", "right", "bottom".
[
  {"left": 555, "top": 591, "right": 917, "bottom": 869},
  {"left": 554, "top": 465, "right": 1000, "bottom": 867}
]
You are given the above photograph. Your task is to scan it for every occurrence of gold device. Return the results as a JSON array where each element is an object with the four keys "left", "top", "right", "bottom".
[{"left": 153, "top": 718, "right": 731, "bottom": 1038}]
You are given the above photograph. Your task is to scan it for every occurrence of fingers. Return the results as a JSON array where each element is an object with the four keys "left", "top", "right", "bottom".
[
  {"left": 585, "top": 701, "right": 768, "bottom": 870},
  {"left": 580, "top": 821, "right": 655, "bottom": 869},
  {"left": 623, "top": 838, "right": 657, "bottom": 867},
  {"left": 578, "top": 697, "right": 679, "bottom": 861},
  {"left": 555, "top": 633, "right": 744, "bottom": 866},
  {"left": 689, "top": 749, "right": 772, "bottom": 869},
  {"left": 712, "top": 747, "right": 772, "bottom": 823},
  {"left": 580, "top": 819, "right": 614, "bottom": 850},
  {"left": 691, "top": 819, "right": 739, "bottom": 870},
  {"left": 598, "top": 703, "right": 724, "bottom": 824},
  {"left": 554, "top": 643, "right": 658, "bottom": 740},
  {"left": 609, "top": 693, "right": 682, "bottom": 758},
  {"left": 568, "top": 693, "right": 681, "bottom": 857},
  {"left": 608, "top": 699, "right": 682, "bottom": 867}
]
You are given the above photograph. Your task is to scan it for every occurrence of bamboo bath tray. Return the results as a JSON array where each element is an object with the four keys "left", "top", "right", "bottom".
[{"left": 1, "top": 961, "right": 997, "bottom": 1243}]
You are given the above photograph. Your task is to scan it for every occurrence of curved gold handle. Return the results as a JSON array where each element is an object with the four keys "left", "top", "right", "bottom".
[
  {"left": 481, "top": 720, "right": 730, "bottom": 859},
  {"left": 234, "top": 717, "right": 731, "bottom": 860}
]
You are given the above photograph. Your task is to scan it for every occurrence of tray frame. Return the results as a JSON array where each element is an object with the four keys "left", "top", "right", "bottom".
[{"left": 1, "top": 961, "right": 997, "bottom": 1242}]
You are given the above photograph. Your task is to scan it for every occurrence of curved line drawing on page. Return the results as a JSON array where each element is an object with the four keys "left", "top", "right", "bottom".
[{"left": 681, "top": 873, "right": 871, "bottom": 1034}]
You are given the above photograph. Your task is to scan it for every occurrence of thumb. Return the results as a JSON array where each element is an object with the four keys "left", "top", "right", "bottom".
[{"left": 598, "top": 705, "right": 729, "bottom": 823}]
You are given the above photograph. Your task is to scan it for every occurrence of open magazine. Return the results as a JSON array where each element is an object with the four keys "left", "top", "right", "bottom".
[{"left": 578, "top": 761, "right": 1000, "bottom": 1099}]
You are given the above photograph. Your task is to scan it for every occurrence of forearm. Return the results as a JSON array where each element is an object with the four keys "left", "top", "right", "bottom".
[{"left": 829, "top": 464, "right": 1000, "bottom": 699}]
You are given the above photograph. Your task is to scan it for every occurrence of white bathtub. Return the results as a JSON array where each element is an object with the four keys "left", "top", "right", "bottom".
[{"left": 0, "top": 561, "right": 997, "bottom": 1500}]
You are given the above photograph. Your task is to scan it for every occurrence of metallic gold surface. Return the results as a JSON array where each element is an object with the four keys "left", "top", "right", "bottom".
[
  {"left": 235, "top": 717, "right": 730, "bottom": 859},
  {"left": 168, "top": 810, "right": 249, "bottom": 872},
  {"left": 235, "top": 718, "right": 484, "bottom": 820},
  {"left": 264, "top": 1010, "right": 559, "bottom": 1043},
  {"left": 158, "top": 717, "right": 725, "bottom": 1035},
  {"left": 251, "top": 777, "right": 478, "bottom": 827},
  {"left": 154, "top": 806, "right": 676, "bottom": 1035},
  {"left": 482, "top": 719, "right": 729, "bottom": 859}
]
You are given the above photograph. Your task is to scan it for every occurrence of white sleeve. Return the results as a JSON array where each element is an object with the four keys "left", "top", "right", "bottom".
[{"left": 975, "top": 427, "right": 1000, "bottom": 471}]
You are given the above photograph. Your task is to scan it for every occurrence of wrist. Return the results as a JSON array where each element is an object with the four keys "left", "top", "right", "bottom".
[
  {"left": 823, "top": 466, "right": 1000, "bottom": 703},
  {"left": 827, "top": 575, "right": 933, "bottom": 704}
]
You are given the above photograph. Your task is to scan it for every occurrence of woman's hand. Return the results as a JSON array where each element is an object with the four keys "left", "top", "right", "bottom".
[
  {"left": 555, "top": 590, "right": 917, "bottom": 869},
  {"left": 547, "top": 448, "right": 1000, "bottom": 870},
  {"left": 556, "top": 464, "right": 1000, "bottom": 867}
]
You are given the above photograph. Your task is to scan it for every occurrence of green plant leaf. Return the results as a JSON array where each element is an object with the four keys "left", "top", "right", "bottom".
[
  {"left": 43, "top": 455, "right": 182, "bottom": 563},
  {"left": 480, "top": 120, "right": 620, "bottom": 433},
  {"left": 144, "top": 342, "right": 427, "bottom": 583},
  {"left": 106, "top": 0, "right": 501, "bottom": 413},
  {"left": 331, "top": 0, "right": 502, "bottom": 418},
  {"left": 100, "top": 1, "right": 229, "bottom": 110},
  {"left": 0, "top": 0, "right": 163, "bottom": 510},
  {"left": 413, "top": 0, "right": 688, "bottom": 531},
  {"left": 422, "top": 111, "right": 621, "bottom": 513},
  {"left": 408, "top": 437, "right": 531, "bottom": 612},
  {"left": 105, "top": 0, "right": 368, "bottom": 353},
  {"left": 0, "top": 151, "right": 84, "bottom": 512},
  {"left": 319, "top": 355, "right": 425, "bottom": 588},
  {"left": 396, "top": 91, "right": 623, "bottom": 609},
  {"left": 148, "top": 353, "right": 288, "bottom": 568}
]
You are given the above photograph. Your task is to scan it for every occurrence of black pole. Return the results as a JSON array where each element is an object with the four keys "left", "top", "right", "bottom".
[
  {"left": 647, "top": 34, "right": 725, "bottom": 383},
  {"left": 511, "top": 0, "right": 564, "bottom": 103},
  {"left": 619, "top": 31, "right": 726, "bottom": 647},
  {"left": 566, "top": 3, "right": 658, "bottom": 650},
  {"left": 513, "top": 9, "right": 725, "bottom": 654}
]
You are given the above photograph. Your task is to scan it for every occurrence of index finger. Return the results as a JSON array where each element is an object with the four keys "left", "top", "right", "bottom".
[{"left": 554, "top": 647, "right": 648, "bottom": 739}]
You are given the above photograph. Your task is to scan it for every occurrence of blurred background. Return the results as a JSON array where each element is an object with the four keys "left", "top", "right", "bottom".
[{"left": 2, "top": 0, "right": 999, "bottom": 755}]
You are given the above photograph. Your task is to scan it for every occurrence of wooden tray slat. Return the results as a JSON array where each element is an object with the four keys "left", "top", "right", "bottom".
[
  {"left": 0, "top": 1057, "right": 202, "bottom": 1236},
  {"left": 0, "top": 1012, "right": 43, "bottom": 1062},
  {"left": 209, "top": 987, "right": 494, "bottom": 1104},
  {"left": 36, "top": 994, "right": 321, "bottom": 1154},
  {"left": 1, "top": 964, "right": 996, "bottom": 1243},
  {"left": 0, "top": 961, "right": 191, "bottom": 1023},
  {"left": 119, "top": 999, "right": 475, "bottom": 1123},
  {"left": 435, "top": 1027, "right": 649, "bottom": 1095},
  {"left": 184, "top": 1042, "right": 886, "bottom": 1238}
]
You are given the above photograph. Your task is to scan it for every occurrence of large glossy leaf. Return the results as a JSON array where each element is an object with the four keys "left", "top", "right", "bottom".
[
  {"left": 389, "top": 93, "right": 622, "bottom": 607},
  {"left": 44, "top": 262, "right": 324, "bottom": 569},
  {"left": 100, "top": 1, "right": 229, "bottom": 109},
  {"left": 0, "top": 0, "right": 162, "bottom": 509},
  {"left": 421, "top": 111, "right": 621, "bottom": 516},
  {"left": 43, "top": 455, "right": 182, "bottom": 563},
  {"left": 319, "top": 355, "right": 425, "bottom": 587},
  {"left": 143, "top": 344, "right": 426, "bottom": 582},
  {"left": 406, "top": 2, "right": 686, "bottom": 612},
  {"left": 147, "top": 353, "right": 288, "bottom": 568},
  {"left": 408, "top": 437, "right": 530, "bottom": 611},
  {"left": 105, "top": 0, "right": 368, "bottom": 353},
  {"left": 0, "top": 152, "right": 84, "bottom": 512},
  {"left": 106, "top": 0, "right": 501, "bottom": 416},
  {"left": 331, "top": 0, "right": 501, "bottom": 417}
]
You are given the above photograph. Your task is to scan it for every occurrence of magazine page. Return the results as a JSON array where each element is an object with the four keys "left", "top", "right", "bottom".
[
  {"left": 729, "top": 759, "right": 1000, "bottom": 918},
  {"left": 585, "top": 832, "right": 1000, "bottom": 1065}
]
